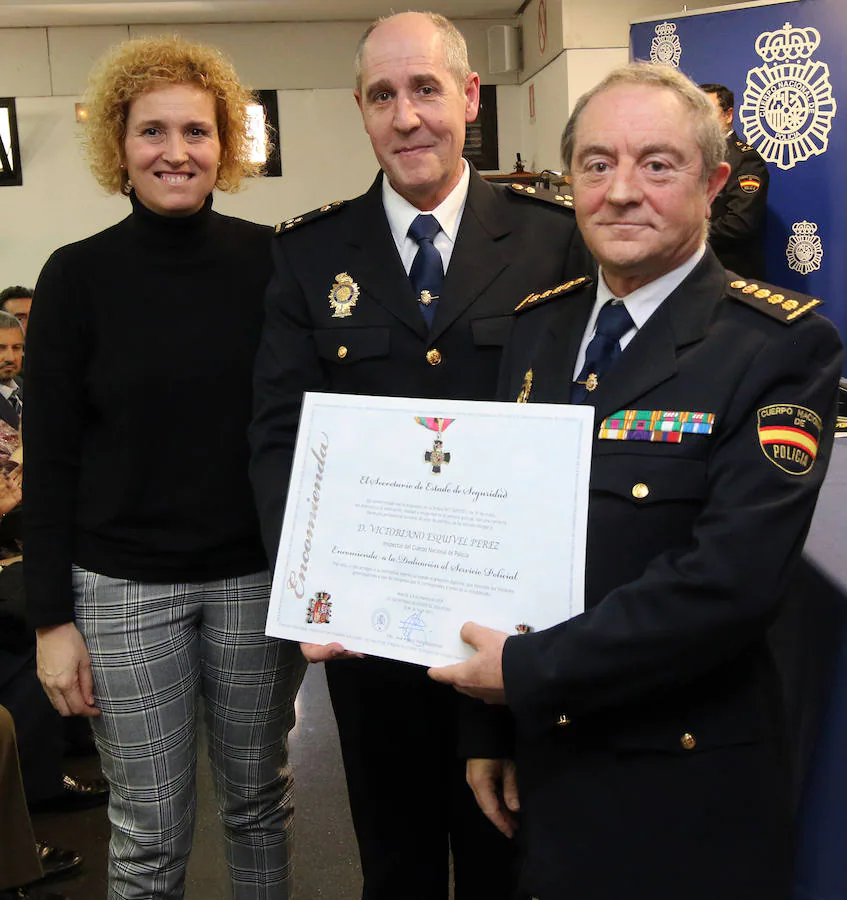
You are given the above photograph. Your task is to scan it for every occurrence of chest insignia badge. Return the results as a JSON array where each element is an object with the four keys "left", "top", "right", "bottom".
[{"left": 329, "top": 273, "right": 359, "bottom": 318}]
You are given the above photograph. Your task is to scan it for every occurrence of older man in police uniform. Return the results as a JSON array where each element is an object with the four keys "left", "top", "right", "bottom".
[
  {"left": 430, "top": 63, "right": 842, "bottom": 900},
  {"left": 249, "top": 11, "right": 591, "bottom": 900}
]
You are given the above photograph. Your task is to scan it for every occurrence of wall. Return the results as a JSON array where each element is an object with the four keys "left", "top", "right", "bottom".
[{"left": 0, "top": 17, "right": 517, "bottom": 285}]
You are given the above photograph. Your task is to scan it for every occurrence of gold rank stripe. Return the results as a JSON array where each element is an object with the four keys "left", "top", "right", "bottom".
[{"left": 514, "top": 276, "right": 590, "bottom": 311}]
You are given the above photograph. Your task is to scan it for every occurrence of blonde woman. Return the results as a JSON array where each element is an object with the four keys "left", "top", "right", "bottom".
[{"left": 25, "top": 36, "right": 305, "bottom": 900}]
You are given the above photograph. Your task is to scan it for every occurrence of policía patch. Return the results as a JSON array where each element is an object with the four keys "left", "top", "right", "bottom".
[
  {"left": 757, "top": 404, "right": 822, "bottom": 475},
  {"left": 738, "top": 174, "right": 762, "bottom": 193}
]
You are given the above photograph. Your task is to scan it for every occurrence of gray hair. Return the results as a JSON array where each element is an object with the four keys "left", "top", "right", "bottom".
[
  {"left": 561, "top": 62, "right": 726, "bottom": 181},
  {"left": 0, "top": 310, "right": 23, "bottom": 334},
  {"left": 354, "top": 11, "right": 472, "bottom": 93}
]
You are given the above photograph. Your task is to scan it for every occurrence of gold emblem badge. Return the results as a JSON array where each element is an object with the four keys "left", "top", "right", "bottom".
[
  {"left": 517, "top": 369, "right": 533, "bottom": 404},
  {"left": 419, "top": 290, "right": 438, "bottom": 306},
  {"left": 585, "top": 373, "right": 599, "bottom": 392},
  {"left": 328, "top": 273, "right": 359, "bottom": 318}
]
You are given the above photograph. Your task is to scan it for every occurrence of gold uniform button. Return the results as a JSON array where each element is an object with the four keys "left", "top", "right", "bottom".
[
  {"left": 337, "top": 345, "right": 348, "bottom": 359},
  {"left": 631, "top": 483, "right": 649, "bottom": 500},
  {"left": 680, "top": 732, "right": 696, "bottom": 751},
  {"left": 426, "top": 349, "right": 442, "bottom": 366},
  {"left": 557, "top": 714, "right": 571, "bottom": 727}
]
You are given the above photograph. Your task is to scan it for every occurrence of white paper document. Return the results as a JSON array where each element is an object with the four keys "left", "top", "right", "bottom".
[{"left": 267, "top": 393, "right": 593, "bottom": 667}]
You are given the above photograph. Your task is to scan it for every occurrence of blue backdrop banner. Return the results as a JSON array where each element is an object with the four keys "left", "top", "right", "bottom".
[{"left": 630, "top": 0, "right": 846, "bottom": 371}]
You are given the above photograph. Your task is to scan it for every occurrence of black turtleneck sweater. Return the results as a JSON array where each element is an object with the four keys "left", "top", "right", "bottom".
[{"left": 24, "top": 193, "right": 273, "bottom": 627}]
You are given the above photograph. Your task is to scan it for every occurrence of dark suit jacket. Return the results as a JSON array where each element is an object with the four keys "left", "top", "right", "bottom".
[
  {"left": 709, "top": 131, "right": 770, "bottom": 278},
  {"left": 0, "top": 376, "right": 22, "bottom": 430},
  {"left": 250, "top": 167, "right": 592, "bottom": 560},
  {"left": 494, "top": 250, "right": 843, "bottom": 900}
]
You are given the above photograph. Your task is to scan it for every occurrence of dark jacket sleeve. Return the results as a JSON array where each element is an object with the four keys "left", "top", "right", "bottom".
[
  {"left": 503, "top": 315, "right": 843, "bottom": 735},
  {"left": 249, "top": 236, "right": 330, "bottom": 567},
  {"left": 709, "top": 149, "right": 770, "bottom": 249},
  {"left": 23, "top": 250, "right": 87, "bottom": 628}
]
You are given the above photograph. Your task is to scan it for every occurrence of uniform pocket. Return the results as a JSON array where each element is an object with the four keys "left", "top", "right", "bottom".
[
  {"left": 470, "top": 315, "right": 514, "bottom": 347},
  {"left": 314, "top": 327, "right": 391, "bottom": 364}
]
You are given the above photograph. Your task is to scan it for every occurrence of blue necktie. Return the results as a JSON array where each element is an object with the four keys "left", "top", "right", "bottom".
[
  {"left": 408, "top": 214, "right": 444, "bottom": 329},
  {"left": 571, "top": 301, "right": 634, "bottom": 403},
  {"left": 7, "top": 388, "right": 21, "bottom": 419}
]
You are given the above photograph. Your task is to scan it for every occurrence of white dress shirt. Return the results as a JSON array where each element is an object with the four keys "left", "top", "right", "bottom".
[
  {"left": 382, "top": 159, "right": 471, "bottom": 276},
  {"left": 573, "top": 245, "right": 707, "bottom": 380}
]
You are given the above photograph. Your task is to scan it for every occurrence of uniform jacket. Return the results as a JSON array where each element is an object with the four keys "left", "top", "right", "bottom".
[
  {"left": 250, "top": 167, "right": 592, "bottom": 560},
  {"left": 0, "top": 376, "right": 22, "bottom": 430},
  {"left": 494, "top": 250, "right": 843, "bottom": 900},
  {"left": 709, "top": 131, "right": 770, "bottom": 277}
]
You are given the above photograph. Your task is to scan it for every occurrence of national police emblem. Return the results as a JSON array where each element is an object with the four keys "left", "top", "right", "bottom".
[
  {"left": 739, "top": 22, "right": 837, "bottom": 171},
  {"left": 649, "top": 21, "right": 681, "bottom": 68},
  {"left": 757, "top": 404, "right": 822, "bottom": 475},
  {"left": 786, "top": 221, "right": 824, "bottom": 275},
  {"left": 328, "top": 273, "right": 359, "bottom": 318}
]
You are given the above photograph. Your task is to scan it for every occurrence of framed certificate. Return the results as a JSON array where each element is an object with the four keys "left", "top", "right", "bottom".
[{"left": 267, "top": 393, "right": 593, "bottom": 667}]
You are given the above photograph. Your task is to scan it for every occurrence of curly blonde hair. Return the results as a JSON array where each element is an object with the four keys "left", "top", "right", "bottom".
[{"left": 83, "top": 35, "right": 263, "bottom": 194}]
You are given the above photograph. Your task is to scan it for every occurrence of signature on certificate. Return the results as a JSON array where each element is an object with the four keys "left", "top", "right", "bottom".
[{"left": 399, "top": 610, "right": 427, "bottom": 644}]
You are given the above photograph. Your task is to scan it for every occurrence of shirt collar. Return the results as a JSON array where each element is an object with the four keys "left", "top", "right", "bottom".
[
  {"left": 382, "top": 159, "right": 470, "bottom": 247},
  {"left": 595, "top": 244, "right": 707, "bottom": 331}
]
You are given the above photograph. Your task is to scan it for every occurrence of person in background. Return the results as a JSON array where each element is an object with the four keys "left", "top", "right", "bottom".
[
  {"left": 700, "top": 83, "right": 769, "bottom": 277},
  {"left": 0, "top": 704, "right": 76, "bottom": 900},
  {"left": 24, "top": 36, "right": 305, "bottom": 900},
  {"left": 0, "top": 311, "right": 23, "bottom": 432},
  {"left": 249, "top": 11, "right": 591, "bottom": 900},
  {"left": 431, "top": 62, "right": 842, "bottom": 900},
  {"left": 0, "top": 287, "right": 33, "bottom": 336}
]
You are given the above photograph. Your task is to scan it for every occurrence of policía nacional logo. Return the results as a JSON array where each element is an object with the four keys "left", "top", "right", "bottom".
[
  {"left": 649, "top": 21, "right": 681, "bottom": 68},
  {"left": 786, "top": 220, "right": 824, "bottom": 275},
  {"left": 739, "top": 22, "right": 837, "bottom": 171},
  {"left": 757, "top": 404, "right": 822, "bottom": 475},
  {"left": 328, "top": 272, "right": 359, "bottom": 318}
]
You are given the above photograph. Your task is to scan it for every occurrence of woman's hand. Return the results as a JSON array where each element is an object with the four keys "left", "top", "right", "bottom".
[
  {"left": 300, "top": 641, "right": 365, "bottom": 663},
  {"left": 36, "top": 622, "right": 100, "bottom": 717}
]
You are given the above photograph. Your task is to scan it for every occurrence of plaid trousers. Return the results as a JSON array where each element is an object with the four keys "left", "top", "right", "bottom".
[{"left": 74, "top": 567, "right": 307, "bottom": 900}]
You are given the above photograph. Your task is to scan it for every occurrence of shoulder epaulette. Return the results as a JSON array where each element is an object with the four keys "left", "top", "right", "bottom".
[
  {"left": 735, "top": 140, "right": 757, "bottom": 153},
  {"left": 514, "top": 276, "right": 592, "bottom": 313},
  {"left": 274, "top": 200, "right": 346, "bottom": 234},
  {"left": 726, "top": 277, "right": 823, "bottom": 324},
  {"left": 506, "top": 183, "right": 575, "bottom": 210}
]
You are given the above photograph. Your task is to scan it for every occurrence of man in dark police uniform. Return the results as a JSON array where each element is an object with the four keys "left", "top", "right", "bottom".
[
  {"left": 430, "top": 63, "right": 843, "bottom": 900},
  {"left": 249, "top": 11, "right": 591, "bottom": 900},
  {"left": 701, "top": 82, "right": 770, "bottom": 277}
]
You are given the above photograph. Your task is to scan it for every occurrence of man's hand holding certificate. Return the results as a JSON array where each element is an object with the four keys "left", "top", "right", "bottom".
[{"left": 266, "top": 393, "right": 593, "bottom": 668}]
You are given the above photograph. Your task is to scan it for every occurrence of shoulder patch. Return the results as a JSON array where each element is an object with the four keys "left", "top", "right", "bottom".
[
  {"left": 506, "top": 183, "right": 575, "bottom": 210},
  {"left": 738, "top": 174, "right": 762, "bottom": 193},
  {"left": 726, "top": 277, "right": 823, "bottom": 324},
  {"left": 275, "top": 200, "right": 346, "bottom": 234},
  {"left": 514, "top": 276, "right": 592, "bottom": 313}
]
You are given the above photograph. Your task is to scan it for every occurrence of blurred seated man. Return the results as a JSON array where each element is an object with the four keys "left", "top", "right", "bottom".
[
  {"left": 701, "top": 83, "right": 769, "bottom": 278},
  {"left": 0, "top": 287, "right": 32, "bottom": 337},
  {"left": 0, "top": 470, "right": 107, "bottom": 811},
  {"left": 2, "top": 701, "right": 79, "bottom": 899}
]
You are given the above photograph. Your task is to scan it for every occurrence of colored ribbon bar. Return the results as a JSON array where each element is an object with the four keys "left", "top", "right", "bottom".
[
  {"left": 598, "top": 410, "right": 715, "bottom": 442},
  {"left": 415, "top": 416, "right": 455, "bottom": 434}
]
